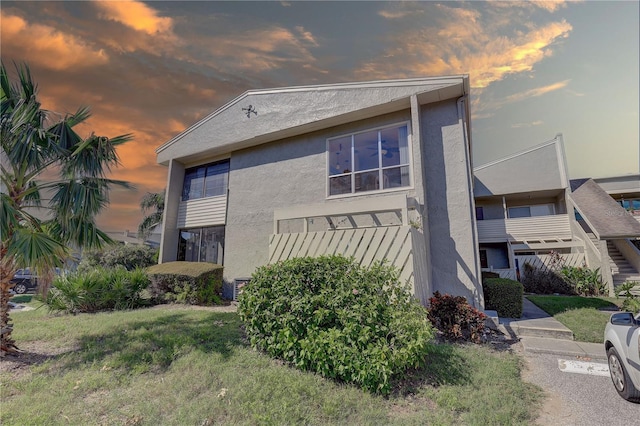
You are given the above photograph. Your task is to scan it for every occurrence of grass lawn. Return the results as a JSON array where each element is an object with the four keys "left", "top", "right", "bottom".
[
  {"left": 526, "top": 295, "right": 623, "bottom": 343},
  {"left": 1, "top": 300, "right": 542, "bottom": 426}
]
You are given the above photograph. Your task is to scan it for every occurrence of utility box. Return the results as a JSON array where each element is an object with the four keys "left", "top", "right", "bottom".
[{"left": 233, "top": 277, "right": 251, "bottom": 301}]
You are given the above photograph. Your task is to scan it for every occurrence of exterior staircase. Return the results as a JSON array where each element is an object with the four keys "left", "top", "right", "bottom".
[{"left": 607, "top": 241, "right": 640, "bottom": 295}]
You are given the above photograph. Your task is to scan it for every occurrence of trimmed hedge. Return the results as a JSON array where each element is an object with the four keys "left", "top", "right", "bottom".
[
  {"left": 238, "top": 255, "right": 434, "bottom": 395},
  {"left": 484, "top": 278, "right": 523, "bottom": 318},
  {"left": 146, "top": 261, "right": 223, "bottom": 305}
]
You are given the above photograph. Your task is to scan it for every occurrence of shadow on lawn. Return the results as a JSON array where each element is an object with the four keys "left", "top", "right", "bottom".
[
  {"left": 59, "top": 311, "right": 245, "bottom": 373},
  {"left": 390, "top": 343, "right": 471, "bottom": 396}
]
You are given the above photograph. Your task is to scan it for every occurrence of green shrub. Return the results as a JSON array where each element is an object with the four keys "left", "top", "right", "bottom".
[
  {"left": 618, "top": 281, "right": 640, "bottom": 314},
  {"left": 427, "top": 292, "right": 486, "bottom": 343},
  {"left": 483, "top": 278, "right": 523, "bottom": 318},
  {"left": 45, "top": 267, "right": 150, "bottom": 313},
  {"left": 560, "top": 266, "right": 605, "bottom": 296},
  {"left": 238, "top": 255, "right": 434, "bottom": 395},
  {"left": 146, "top": 262, "right": 223, "bottom": 305},
  {"left": 79, "top": 244, "right": 158, "bottom": 272}
]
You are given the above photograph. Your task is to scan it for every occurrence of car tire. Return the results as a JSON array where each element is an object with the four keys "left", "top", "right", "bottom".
[
  {"left": 13, "top": 282, "right": 27, "bottom": 294},
  {"left": 607, "top": 346, "right": 640, "bottom": 403}
]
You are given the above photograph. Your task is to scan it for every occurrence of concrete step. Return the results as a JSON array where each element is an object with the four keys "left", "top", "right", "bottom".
[
  {"left": 500, "top": 298, "right": 575, "bottom": 341},
  {"left": 515, "top": 322, "right": 575, "bottom": 340}
]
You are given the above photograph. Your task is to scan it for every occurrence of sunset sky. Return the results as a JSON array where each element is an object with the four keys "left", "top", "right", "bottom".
[{"left": 1, "top": 1, "right": 638, "bottom": 232}]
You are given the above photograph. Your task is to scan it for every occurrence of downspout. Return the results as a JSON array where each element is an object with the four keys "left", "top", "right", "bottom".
[{"left": 457, "top": 95, "right": 484, "bottom": 309}]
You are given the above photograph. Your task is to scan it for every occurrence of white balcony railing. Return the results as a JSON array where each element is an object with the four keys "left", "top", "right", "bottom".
[{"left": 477, "top": 214, "right": 572, "bottom": 242}]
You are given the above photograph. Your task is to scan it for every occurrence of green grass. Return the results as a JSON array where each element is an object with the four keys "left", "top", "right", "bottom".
[
  {"left": 1, "top": 305, "right": 543, "bottom": 425},
  {"left": 527, "top": 295, "right": 622, "bottom": 343}
]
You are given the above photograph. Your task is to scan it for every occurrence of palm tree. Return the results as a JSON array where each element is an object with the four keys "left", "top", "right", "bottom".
[
  {"left": 137, "top": 190, "right": 164, "bottom": 240},
  {"left": 0, "top": 62, "right": 133, "bottom": 354}
]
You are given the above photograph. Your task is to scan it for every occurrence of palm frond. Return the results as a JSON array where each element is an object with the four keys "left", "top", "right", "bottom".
[
  {"left": 7, "top": 227, "right": 67, "bottom": 270},
  {"left": 63, "top": 133, "right": 133, "bottom": 178},
  {"left": 139, "top": 191, "right": 165, "bottom": 212},
  {"left": 0, "top": 193, "right": 21, "bottom": 237},
  {"left": 137, "top": 212, "right": 163, "bottom": 239},
  {"left": 65, "top": 105, "right": 91, "bottom": 128},
  {"left": 48, "top": 218, "right": 113, "bottom": 250}
]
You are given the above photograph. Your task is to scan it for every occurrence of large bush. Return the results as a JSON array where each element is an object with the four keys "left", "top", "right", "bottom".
[
  {"left": 46, "top": 267, "right": 150, "bottom": 313},
  {"left": 79, "top": 244, "right": 158, "bottom": 272},
  {"left": 427, "top": 292, "right": 486, "bottom": 343},
  {"left": 238, "top": 255, "right": 434, "bottom": 394},
  {"left": 146, "top": 262, "right": 223, "bottom": 305},
  {"left": 483, "top": 278, "right": 523, "bottom": 318}
]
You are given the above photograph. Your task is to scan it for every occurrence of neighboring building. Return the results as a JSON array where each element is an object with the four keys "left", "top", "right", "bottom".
[
  {"left": 103, "top": 229, "right": 162, "bottom": 248},
  {"left": 472, "top": 133, "right": 640, "bottom": 294},
  {"left": 473, "top": 135, "right": 586, "bottom": 281},
  {"left": 571, "top": 174, "right": 640, "bottom": 291},
  {"left": 156, "top": 76, "right": 484, "bottom": 307}
]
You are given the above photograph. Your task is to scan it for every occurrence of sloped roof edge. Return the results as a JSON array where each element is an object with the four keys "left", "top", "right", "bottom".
[
  {"left": 474, "top": 134, "right": 563, "bottom": 172},
  {"left": 156, "top": 75, "right": 469, "bottom": 155},
  {"left": 570, "top": 179, "right": 640, "bottom": 239}
]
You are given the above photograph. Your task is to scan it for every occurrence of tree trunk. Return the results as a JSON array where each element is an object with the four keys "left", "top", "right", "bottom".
[{"left": 0, "top": 246, "right": 19, "bottom": 355}]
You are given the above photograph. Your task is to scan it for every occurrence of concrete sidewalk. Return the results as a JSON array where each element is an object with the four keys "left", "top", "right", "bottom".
[{"left": 498, "top": 297, "right": 607, "bottom": 361}]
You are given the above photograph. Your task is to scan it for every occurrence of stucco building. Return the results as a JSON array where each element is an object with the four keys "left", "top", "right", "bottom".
[{"left": 156, "top": 76, "right": 484, "bottom": 307}]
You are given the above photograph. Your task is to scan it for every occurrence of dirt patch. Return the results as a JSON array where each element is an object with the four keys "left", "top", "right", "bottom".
[{"left": 0, "top": 341, "right": 78, "bottom": 381}]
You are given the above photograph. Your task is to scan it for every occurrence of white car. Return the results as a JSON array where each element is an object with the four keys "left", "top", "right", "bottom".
[{"left": 604, "top": 312, "right": 640, "bottom": 403}]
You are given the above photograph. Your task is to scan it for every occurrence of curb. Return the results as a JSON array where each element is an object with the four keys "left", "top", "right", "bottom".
[{"left": 519, "top": 336, "right": 607, "bottom": 361}]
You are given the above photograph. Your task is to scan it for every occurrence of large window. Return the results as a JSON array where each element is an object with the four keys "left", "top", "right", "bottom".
[
  {"left": 182, "top": 160, "right": 229, "bottom": 201},
  {"left": 328, "top": 123, "right": 410, "bottom": 196},
  {"left": 177, "top": 226, "right": 225, "bottom": 264}
]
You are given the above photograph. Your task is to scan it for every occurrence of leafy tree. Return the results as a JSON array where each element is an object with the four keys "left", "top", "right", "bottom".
[
  {"left": 137, "top": 190, "right": 164, "bottom": 240},
  {"left": 0, "top": 62, "right": 132, "bottom": 354}
]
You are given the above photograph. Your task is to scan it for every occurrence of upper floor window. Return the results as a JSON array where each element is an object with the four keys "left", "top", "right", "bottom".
[
  {"left": 182, "top": 160, "right": 229, "bottom": 201},
  {"left": 508, "top": 203, "right": 555, "bottom": 218},
  {"left": 327, "top": 123, "right": 411, "bottom": 196}
]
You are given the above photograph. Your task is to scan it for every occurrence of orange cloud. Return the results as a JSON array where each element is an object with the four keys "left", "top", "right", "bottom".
[
  {"left": 511, "top": 120, "right": 544, "bottom": 128},
  {"left": 529, "top": 1, "right": 572, "bottom": 12},
  {"left": 487, "top": 0, "right": 576, "bottom": 13},
  {"left": 0, "top": 11, "right": 108, "bottom": 71},
  {"left": 93, "top": 0, "right": 173, "bottom": 35},
  {"left": 378, "top": 10, "right": 415, "bottom": 19},
  {"left": 295, "top": 26, "right": 319, "bottom": 47},
  {"left": 205, "top": 26, "right": 319, "bottom": 72},
  {"left": 356, "top": 4, "right": 572, "bottom": 89},
  {"left": 504, "top": 80, "right": 570, "bottom": 103}
]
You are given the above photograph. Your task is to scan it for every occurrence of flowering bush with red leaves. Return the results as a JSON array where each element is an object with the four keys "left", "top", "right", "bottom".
[{"left": 427, "top": 291, "right": 486, "bottom": 343}]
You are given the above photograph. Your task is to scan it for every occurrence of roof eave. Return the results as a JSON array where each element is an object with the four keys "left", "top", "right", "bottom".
[
  {"left": 157, "top": 80, "right": 466, "bottom": 166},
  {"left": 156, "top": 76, "right": 468, "bottom": 159}
]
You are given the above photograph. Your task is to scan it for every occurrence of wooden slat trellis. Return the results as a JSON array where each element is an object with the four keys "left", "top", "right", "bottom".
[
  {"left": 515, "top": 253, "right": 586, "bottom": 271},
  {"left": 268, "top": 225, "right": 430, "bottom": 304}
]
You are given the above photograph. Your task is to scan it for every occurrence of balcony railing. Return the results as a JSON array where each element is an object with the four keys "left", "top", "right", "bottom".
[{"left": 477, "top": 214, "right": 572, "bottom": 242}]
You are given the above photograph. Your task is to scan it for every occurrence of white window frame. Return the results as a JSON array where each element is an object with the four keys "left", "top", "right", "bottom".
[
  {"left": 326, "top": 121, "right": 413, "bottom": 198},
  {"left": 508, "top": 203, "right": 556, "bottom": 218}
]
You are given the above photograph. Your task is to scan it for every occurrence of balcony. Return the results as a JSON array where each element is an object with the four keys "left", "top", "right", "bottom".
[{"left": 477, "top": 214, "right": 572, "bottom": 243}]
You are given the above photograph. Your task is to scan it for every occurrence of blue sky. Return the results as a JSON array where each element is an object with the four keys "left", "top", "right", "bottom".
[{"left": 1, "top": 1, "right": 638, "bottom": 230}]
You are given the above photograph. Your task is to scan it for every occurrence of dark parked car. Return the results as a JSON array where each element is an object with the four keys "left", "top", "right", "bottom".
[
  {"left": 10, "top": 268, "right": 37, "bottom": 294},
  {"left": 10, "top": 267, "right": 63, "bottom": 294}
]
